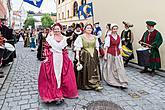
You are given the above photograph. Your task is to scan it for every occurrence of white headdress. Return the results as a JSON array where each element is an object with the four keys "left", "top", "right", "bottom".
[{"left": 110, "top": 23, "right": 118, "bottom": 30}]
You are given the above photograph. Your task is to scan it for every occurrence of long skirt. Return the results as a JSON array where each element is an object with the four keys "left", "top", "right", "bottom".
[
  {"left": 103, "top": 54, "right": 128, "bottom": 87},
  {"left": 38, "top": 50, "right": 78, "bottom": 102},
  {"left": 75, "top": 49, "right": 101, "bottom": 90},
  {"left": 24, "top": 37, "right": 30, "bottom": 47},
  {"left": 30, "top": 38, "right": 36, "bottom": 49}
]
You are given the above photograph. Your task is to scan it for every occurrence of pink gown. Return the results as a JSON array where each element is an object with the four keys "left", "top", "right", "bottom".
[{"left": 38, "top": 37, "right": 78, "bottom": 102}]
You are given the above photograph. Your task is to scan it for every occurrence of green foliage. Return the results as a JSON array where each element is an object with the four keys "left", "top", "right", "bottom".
[
  {"left": 41, "top": 14, "right": 54, "bottom": 28},
  {"left": 24, "top": 16, "right": 35, "bottom": 29}
]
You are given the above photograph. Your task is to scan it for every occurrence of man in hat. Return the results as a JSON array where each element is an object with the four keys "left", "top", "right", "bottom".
[
  {"left": 139, "top": 20, "right": 163, "bottom": 76},
  {"left": 94, "top": 22, "right": 103, "bottom": 47},
  {"left": 67, "top": 23, "right": 83, "bottom": 48}
]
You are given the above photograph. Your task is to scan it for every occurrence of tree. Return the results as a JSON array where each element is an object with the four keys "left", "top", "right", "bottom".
[
  {"left": 41, "top": 14, "right": 54, "bottom": 28},
  {"left": 24, "top": 16, "right": 35, "bottom": 29},
  {"left": 51, "top": 12, "right": 57, "bottom": 16}
]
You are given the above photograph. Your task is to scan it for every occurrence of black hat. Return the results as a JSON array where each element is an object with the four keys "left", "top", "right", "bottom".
[
  {"left": 75, "top": 24, "right": 81, "bottom": 29},
  {"left": 122, "top": 21, "right": 133, "bottom": 27},
  {"left": 94, "top": 22, "right": 99, "bottom": 25}
]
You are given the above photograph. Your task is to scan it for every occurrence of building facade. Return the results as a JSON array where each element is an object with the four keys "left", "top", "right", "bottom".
[
  {"left": 0, "top": 0, "right": 12, "bottom": 26},
  {"left": 56, "top": 0, "right": 165, "bottom": 70},
  {"left": 56, "top": 0, "right": 93, "bottom": 25},
  {"left": 0, "top": 0, "right": 7, "bottom": 19}
]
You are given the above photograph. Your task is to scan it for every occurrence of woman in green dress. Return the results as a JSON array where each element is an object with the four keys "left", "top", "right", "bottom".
[{"left": 74, "top": 23, "right": 103, "bottom": 91}]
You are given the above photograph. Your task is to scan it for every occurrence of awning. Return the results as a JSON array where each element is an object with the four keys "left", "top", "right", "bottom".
[{"left": 0, "top": 1, "right": 7, "bottom": 18}]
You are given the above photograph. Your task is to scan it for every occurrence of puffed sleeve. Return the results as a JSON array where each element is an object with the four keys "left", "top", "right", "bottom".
[
  {"left": 118, "top": 39, "right": 122, "bottom": 49},
  {"left": 104, "top": 36, "right": 110, "bottom": 48},
  {"left": 95, "top": 37, "right": 99, "bottom": 51},
  {"left": 62, "top": 36, "right": 68, "bottom": 49},
  {"left": 96, "top": 31, "right": 102, "bottom": 38},
  {"left": 74, "top": 36, "right": 83, "bottom": 51}
]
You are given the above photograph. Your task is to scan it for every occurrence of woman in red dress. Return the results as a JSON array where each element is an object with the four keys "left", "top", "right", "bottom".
[{"left": 38, "top": 23, "right": 78, "bottom": 104}]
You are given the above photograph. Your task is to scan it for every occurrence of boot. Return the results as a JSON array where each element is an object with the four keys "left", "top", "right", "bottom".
[
  {"left": 150, "top": 69, "right": 156, "bottom": 77},
  {"left": 140, "top": 67, "right": 149, "bottom": 73}
]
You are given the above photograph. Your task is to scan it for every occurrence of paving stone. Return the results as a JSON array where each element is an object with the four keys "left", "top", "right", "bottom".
[
  {"left": 18, "top": 99, "right": 29, "bottom": 105},
  {"left": 21, "top": 104, "right": 30, "bottom": 110},
  {"left": 5, "top": 98, "right": 13, "bottom": 102},
  {"left": 21, "top": 95, "right": 31, "bottom": 100},
  {"left": 8, "top": 101, "right": 18, "bottom": 107},
  {"left": 30, "top": 102, "right": 38, "bottom": 108}
]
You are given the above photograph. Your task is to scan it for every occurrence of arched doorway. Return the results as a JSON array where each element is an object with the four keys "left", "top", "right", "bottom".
[{"left": 73, "top": 1, "right": 78, "bottom": 16}]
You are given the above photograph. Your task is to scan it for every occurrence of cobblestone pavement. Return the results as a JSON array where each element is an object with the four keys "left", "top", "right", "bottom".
[{"left": 0, "top": 42, "right": 165, "bottom": 110}]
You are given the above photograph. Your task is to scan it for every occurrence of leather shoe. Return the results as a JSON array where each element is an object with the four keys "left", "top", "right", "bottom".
[{"left": 140, "top": 70, "right": 149, "bottom": 73}]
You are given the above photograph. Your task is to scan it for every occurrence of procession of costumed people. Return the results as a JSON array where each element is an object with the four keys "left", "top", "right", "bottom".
[{"left": 1, "top": 17, "right": 162, "bottom": 105}]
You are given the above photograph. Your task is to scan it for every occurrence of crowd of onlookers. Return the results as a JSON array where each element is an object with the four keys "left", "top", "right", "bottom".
[{"left": 0, "top": 18, "right": 17, "bottom": 78}]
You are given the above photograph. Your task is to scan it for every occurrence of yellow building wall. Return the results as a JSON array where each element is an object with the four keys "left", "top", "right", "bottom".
[{"left": 93, "top": 0, "right": 165, "bottom": 70}]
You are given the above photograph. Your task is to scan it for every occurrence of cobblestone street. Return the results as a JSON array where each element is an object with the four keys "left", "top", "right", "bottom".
[{"left": 0, "top": 42, "right": 165, "bottom": 110}]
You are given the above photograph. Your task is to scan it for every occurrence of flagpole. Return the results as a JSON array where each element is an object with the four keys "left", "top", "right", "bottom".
[
  {"left": 91, "top": 2, "right": 95, "bottom": 25},
  {"left": 92, "top": 14, "right": 95, "bottom": 25}
]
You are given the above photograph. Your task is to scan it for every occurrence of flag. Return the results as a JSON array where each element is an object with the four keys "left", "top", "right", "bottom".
[
  {"left": 23, "top": 0, "right": 43, "bottom": 8},
  {"left": 78, "top": 2, "right": 94, "bottom": 19}
]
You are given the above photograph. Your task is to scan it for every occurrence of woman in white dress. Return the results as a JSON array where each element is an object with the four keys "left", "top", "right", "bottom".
[{"left": 103, "top": 24, "right": 128, "bottom": 89}]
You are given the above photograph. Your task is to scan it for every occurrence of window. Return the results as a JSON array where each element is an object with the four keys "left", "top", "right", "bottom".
[
  {"left": 58, "top": 13, "right": 60, "bottom": 20},
  {"left": 58, "top": 0, "right": 60, "bottom": 4},
  {"left": 73, "top": 1, "right": 78, "bottom": 16},
  {"left": 81, "top": 0, "right": 86, "bottom": 5},
  {"left": 67, "top": 10, "right": 69, "bottom": 18},
  {"left": 62, "top": 0, "right": 64, "bottom": 2},
  {"left": 62, "top": 12, "right": 64, "bottom": 19}
]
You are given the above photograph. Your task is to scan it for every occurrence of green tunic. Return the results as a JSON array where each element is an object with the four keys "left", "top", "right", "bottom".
[{"left": 140, "top": 29, "right": 163, "bottom": 70}]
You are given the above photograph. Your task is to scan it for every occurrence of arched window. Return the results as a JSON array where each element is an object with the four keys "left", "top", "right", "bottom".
[
  {"left": 67, "top": 10, "right": 69, "bottom": 18},
  {"left": 62, "top": 12, "right": 64, "bottom": 19},
  {"left": 73, "top": 1, "right": 78, "bottom": 16},
  {"left": 81, "top": 0, "right": 86, "bottom": 5},
  {"left": 58, "top": 0, "right": 60, "bottom": 4},
  {"left": 58, "top": 13, "right": 60, "bottom": 20}
]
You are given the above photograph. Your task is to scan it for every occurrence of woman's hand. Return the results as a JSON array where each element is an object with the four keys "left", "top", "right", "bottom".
[
  {"left": 44, "top": 57, "right": 48, "bottom": 63},
  {"left": 139, "top": 41, "right": 143, "bottom": 45},
  {"left": 76, "top": 61, "right": 80, "bottom": 66},
  {"left": 104, "top": 55, "right": 107, "bottom": 61}
]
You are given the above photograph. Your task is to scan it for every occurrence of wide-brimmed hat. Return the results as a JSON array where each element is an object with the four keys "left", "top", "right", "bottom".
[{"left": 123, "top": 21, "right": 133, "bottom": 27}]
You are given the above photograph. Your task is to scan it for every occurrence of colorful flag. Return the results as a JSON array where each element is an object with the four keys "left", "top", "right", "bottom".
[
  {"left": 23, "top": 0, "right": 43, "bottom": 8},
  {"left": 78, "top": 2, "right": 94, "bottom": 19}
]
